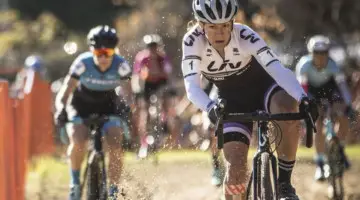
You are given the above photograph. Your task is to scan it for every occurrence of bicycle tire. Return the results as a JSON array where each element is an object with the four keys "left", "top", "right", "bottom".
[
  {"left": 86, "top": 152, "right": 107, "bottom": 200},
  {"left": 259, "top": 152, "right": 275, "bottom": 200},
  {"left": 327, "top": 138, "right": 345, "bottom": 200}
]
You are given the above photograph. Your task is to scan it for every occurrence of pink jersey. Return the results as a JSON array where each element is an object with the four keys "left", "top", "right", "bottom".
[{"left": 133, "top": 49, "right": 172, "bottom": 82}]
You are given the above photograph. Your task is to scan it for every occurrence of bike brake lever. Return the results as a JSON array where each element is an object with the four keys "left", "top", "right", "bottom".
[{"left": 307, "top": 112, "right": 317, "bottom": 133}]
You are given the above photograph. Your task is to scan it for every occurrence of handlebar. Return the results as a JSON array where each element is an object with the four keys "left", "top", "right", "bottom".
[
  {"left": 215, "top": 99, "right": 317, "bottom": 149},
  {"left": 79, "top": 115, "right": 110, "bottom": 128}
]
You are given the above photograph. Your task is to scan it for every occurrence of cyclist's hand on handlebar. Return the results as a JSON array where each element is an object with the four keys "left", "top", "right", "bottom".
[
  {"left": 54, "top": 108, "right": 68, "bottom": 126},
  {"left": 207, "top": 99, "right": 226, "bottom": 125},
  {"left": 299, "top": 96, "right": 319, "bottom": 122},
  {"left": 207, "top": 104, "right": 222, "bottom": 125},
  {"left": 344, "top": 105, "right": 357, "bottom": 122}
]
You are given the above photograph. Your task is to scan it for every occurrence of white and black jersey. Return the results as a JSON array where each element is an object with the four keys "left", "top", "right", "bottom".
[
  {"left": 182, "top": 23, "right": 305, "bottom": 112},
  {"left": 181, "top": 23, "right": 305, "bottom": 144}
]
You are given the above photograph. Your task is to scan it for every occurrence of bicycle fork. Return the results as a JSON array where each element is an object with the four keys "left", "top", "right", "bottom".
[
  {"left": 81, "top": 128, "right": 108, "bottom": 199},
  {"left": 324, "top": 119, "right": 345, "bottom": 200},
  {"left": 246, "top": 121, "right": 278, "bottom": 200}
]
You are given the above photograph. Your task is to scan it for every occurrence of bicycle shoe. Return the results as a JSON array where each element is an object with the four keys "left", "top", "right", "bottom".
[
  {"left": 211, "top": 168, "right": 223, "bottom": 187},
  {"left": 279, "top": 182, "right": 300, "bottom": 200},
  {"left": 314, "top": 165, "right": 326, "bottom": 182},
  {"left": 109, "top": 185, "right": 119, "bottom": 200},
  {"left": 340, "top": 146, "right": 351, "bottom": 170},
  {"left": 69, "top": 184, "right": 81, "bottom": 200}
]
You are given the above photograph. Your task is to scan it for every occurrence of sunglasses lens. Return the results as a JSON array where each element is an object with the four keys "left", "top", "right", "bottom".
[{"left": 93, "top": 48, "right": 114, "bottom": 57}]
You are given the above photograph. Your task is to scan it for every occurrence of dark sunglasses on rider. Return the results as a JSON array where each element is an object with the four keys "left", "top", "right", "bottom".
[
  {"left": 313, "top": 51, "right": 328, "bottom": 55},
  {"left": 92, "top": 48, "right": 115, "bottom": 57}
]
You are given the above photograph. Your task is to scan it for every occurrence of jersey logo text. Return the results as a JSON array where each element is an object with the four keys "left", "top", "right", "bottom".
[
  {"left": 184, "top": 29, "right": 204, "bottom": 46},
  {"left": 240, "top": 29, "right": 259, "bottom": 43},
  {"left": 207, "top": 60, "right": 242, "bottom": 72}
]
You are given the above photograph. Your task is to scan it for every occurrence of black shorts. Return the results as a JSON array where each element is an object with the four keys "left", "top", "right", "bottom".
[
  {"left": 143, "top": 79, "right": 167, "bottom": 101},
  {"left": 67, "top": 85, "right": 119, "bottom": 119},
  {"left": 212, "top": 58, "right": 284, "bottom": 145},
  {"left": 308, "top": 78, "right": 343, "bottom": 105}
]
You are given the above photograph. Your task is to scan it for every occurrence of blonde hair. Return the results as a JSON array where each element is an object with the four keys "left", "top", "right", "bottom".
[{"left": 187, "top": 20, "right": 201, "bottom": 31}]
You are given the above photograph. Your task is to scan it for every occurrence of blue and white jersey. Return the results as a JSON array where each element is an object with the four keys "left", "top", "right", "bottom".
[
  {"left": 69, "top": 52, "right": 132, "bottom": 91},
  {"left": 295, "top": 55, "right": 345, "bottom": 87},
  {"left": 295, "top": 54, "right": 353, "bottom": 105}
]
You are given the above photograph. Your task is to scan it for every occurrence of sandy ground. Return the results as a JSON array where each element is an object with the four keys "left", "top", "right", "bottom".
[{"left": 26, "top": 156, "right": 360, "bottom": 200}]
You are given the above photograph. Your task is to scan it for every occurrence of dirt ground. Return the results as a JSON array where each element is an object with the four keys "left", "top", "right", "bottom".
[{"left": 26, "top": 156, "right": 360, "bottom": 200}]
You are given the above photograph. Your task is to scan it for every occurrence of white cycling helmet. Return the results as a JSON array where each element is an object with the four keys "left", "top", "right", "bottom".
[
  {"left": 192, "top": 0, "right": 238, "bottom": 24},
  {"left": 307, "top": 35, "right": 331, "bottom": 53},
  {"left": 143, "top": 34, "right": 162, "bottom": 46}
]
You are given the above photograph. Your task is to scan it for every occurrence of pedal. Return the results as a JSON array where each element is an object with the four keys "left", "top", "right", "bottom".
[{"left": 138, "top": 146, "right": 148, "bottom": 159}]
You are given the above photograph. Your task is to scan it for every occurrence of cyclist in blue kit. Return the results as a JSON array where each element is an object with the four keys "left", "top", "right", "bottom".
[
  {"left": 55, "top": 25, "right": 132, "bottom": 200},
  {"left": 296, "top": 35, "right": 355, "bottom": 181}
]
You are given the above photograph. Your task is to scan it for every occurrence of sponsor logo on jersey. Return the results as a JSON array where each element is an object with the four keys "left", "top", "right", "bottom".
[
  {"left": 240, "top": 28, "right": 260, "bottom": 44},
  {"left": 233, "top": 48, "right": 240, "bottom": 55},
  {"left": 84, "top": 78, "right": 120, "bottom": 85},
  {"left": 184, "top": 29, "right": 205, "bottom": 47},
  {"left": 207, "top": 60, "right": 242, "bottom": 72},
  {"left": 206, "top": 48, "right": 212, "bottom": 56}
]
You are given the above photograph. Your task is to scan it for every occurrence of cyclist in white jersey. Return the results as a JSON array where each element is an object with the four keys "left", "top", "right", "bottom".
[
  {"left": 295, "top": 35, "right": 355, "bottom": 181},
  {"left": 182, "top": 0, "right": 318, "bottom": 199}
]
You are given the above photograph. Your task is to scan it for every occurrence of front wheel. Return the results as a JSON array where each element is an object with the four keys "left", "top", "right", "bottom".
[
  {"left": 258, "top": 152, "right": 276, "bottom": 200},
  {"left": 326, "top": 137, "right": 345, "bottom": 200},
  {"left": 86, "top": 152, "right": 107, "bottom": 200}
]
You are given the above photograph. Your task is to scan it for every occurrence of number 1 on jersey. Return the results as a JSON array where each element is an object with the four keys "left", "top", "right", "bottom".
[{"left": 189, "top": 60, "right": 194, "bottom": 70}]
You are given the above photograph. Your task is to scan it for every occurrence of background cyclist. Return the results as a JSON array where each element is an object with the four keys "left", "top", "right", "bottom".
[
  {"left": 54, "top": 25, "right": 132, "bottom": 200},
  {"left": 295, "top": 35, "right": 355, "bottom": 181},
  {"left": 132, "top": 34, "right": 177, "bottom": 157}
]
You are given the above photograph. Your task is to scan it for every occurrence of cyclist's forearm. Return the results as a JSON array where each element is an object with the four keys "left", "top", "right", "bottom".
[
  {"left": 120, "top": 81, "right": 134, "bottom": 105},
  {"left": 55, "top": 76, "right": 77, "bottom": 110},
  {"left": 337, "top": 81, "right": 352, "bottom": 106},
  {"left": 264, "top": 61, "right": 306, "bottom": 102},
  {"left": 55, "top": 86, "right": 71, "bottom": 110}
]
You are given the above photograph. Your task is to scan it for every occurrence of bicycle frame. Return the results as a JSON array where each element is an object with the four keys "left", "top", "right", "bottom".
[
  {"left": 247, "top": 120, "right": 278, "bottom": 200},
  {"left": 321, "top": 101, "right": 345, "bottom": 200},
  {"left": 80, "top": 117, "right": 109, "bottom": 199},
  {"left": 214, "top": 100, "right": 316, "bottom": 200}
]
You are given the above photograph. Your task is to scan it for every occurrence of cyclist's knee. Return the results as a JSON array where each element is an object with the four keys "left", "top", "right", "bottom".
[
  {"left": 66, "top": 124, "right": 88, "bottom": 146},
  {"left": 223, "top": 142, "right": 248, "bottom": 185},
  {"left": 106, "top": 126, "right": 123, "bottom": 149},
  {"left": 269, "top": 90, "right": 297, "bottom": 114}
]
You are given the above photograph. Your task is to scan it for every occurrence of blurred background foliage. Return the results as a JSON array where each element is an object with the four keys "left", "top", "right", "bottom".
[{"left": 1, "top": 0, "right": 360, "bottom": 82}]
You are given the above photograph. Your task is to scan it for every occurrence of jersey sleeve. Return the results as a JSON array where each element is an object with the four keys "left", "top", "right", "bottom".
[
  {"left": 118, "top": 61, "right": 132, "bottom": 80},
  {"left": 240, "top": 25, "right": 306, "bottom": 102},
  {"left": 295, "top": 56, "right": 310, "bottom": 84},
  {"left": 68, "top": 56, "right": 86, "bottom": 79},
  {"left": 163, "top": 55, "right": 173, "bottom": 74},
  {"left": 133, "top": 52, "right": 143, "bottom": 74},
  {"left": 181, "top": 27, "right": 215, "bottom": 112},
  {"left": 329, "top": 60, "right": 352, "bottom": 105}
]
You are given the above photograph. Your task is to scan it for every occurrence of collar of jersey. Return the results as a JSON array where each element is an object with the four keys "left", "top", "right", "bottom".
[{"left": 207, "top": 34, "right": 235, "bottom": 61}]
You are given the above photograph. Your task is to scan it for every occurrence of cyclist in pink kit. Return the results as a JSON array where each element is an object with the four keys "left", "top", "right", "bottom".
[{"left": 132, "top": 34, "right": 176, "bottom": 156}]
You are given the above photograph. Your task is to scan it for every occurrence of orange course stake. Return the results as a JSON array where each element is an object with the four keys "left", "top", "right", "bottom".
[
  {"left": 27, "top": 72, "right": 55, "bottom": 158},
  {"left": 13, "top": 98, "right": 29, "bottom": 200},
  {"left": 0, "top": 81, "right": 8, "bottom": 200},
  {"left": 0, "top": 80, "right": 17, "bottom": 200}
]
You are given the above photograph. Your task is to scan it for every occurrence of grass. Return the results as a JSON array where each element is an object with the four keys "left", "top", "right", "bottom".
[{"left": 28, "top": 144, "right": 360, "bottom": 176}]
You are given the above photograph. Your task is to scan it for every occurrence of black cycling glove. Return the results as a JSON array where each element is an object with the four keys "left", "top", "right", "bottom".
[
  {"left": 344, "top": 105, "right": 357, "bottom": 122},
  {"left": 54, "top": 108, "right": 68, "bottom": 126},
  {"left": 299, "top": 96, "right": 319, "bottom": 122},
  {"left": 207, "top": 104, "right": 220, "bottom": 125}
]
